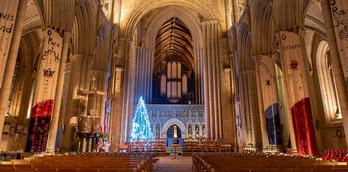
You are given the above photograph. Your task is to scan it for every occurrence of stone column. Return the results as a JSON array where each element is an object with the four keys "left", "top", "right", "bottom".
[
  {"left": 0, "top": 0, "right": 27, "bottom": 140},
  {"left": 254, "top": 56, "right": 270, "bottom": 150},
  {"left": 229, "top": 52, "right": 239, "bottom": 149},
  {"left": 88, "top": 138, "right": 92, "bottom": 152},
  {"left": 118, "top": 38, "right": 135, "bottom": 143},
  {"left": 274, "top": 63, "right": 297, "bottom": 152},
  {"left": 60, "top": 54, "right": 83, "bottom": 151},
  {"left": 194, "top": 48, "right": 204, "bottom": 104},
  {"left": 109, "top": 66, "right": 124, "bottom": 149},
  {"left": 134, "top": 48, "right": 153, "bottom": 103},
  {"left": 82, "top": 137, "right": 87, "bottom": 153},
  {"left": 278, "top": 31, "right": 318, "bottom": 155},
  {"left": 321, "top": 0, "right": 348, "bottom": 146},
  {"left": 254, "top": 55, "right": 284, "bottom": 151},
  {"left": 238, "top": 69, "right": 262, "bottom": 150},
  {"left": 201, "top": 20, "right": 223, "bottom": 139},
  {"left": 46, "top": 32, "right": 72, "bottom": 153}
]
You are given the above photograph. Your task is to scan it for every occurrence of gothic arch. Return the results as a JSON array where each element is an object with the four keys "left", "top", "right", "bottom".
[
  {"left": 272, "top": 0, "right": 305, "bottom": 31},
  {"left": 236, "top": 22, "right": 252, "bottom": 70},
  {"left": 161, "top": 118, "right": 187, "bottom": 138},
  {"left": 23, "top": 0, "right": 45, "bottom": 35},
  {"left": 73, "top": 0, "right": 96, "bottom": 55},
  {"left": 143, "top": 6, "right": 204, "bottom": 49},
  {"left": 316, "top": 40, "right": 340, "bottom": 122},
  {"left": 122, "top": 0, "right": 217, "bottom": 38},
  {"left": 249, "top": 0, "right": 274, "bottom": 55}
]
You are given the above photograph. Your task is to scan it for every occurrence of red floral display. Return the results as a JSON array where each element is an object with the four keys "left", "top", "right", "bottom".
[
  {"left": 31, "top": 100, "right": 54, "bottom": 118},
  {"left": 26, "top": 100, "right": 54, "bottom": 152},
  {"left": 322, "top": 150, "right": 348, "bottom": 162}
]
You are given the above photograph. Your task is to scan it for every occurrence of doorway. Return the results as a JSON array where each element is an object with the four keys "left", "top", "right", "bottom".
[{"left": 167, "top": 125, "right": 182, "bottom": 147}]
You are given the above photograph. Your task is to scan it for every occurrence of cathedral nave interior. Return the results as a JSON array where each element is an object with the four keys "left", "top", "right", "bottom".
[{"left": 0, "top": 0, "right": 348, "bottom": 171}]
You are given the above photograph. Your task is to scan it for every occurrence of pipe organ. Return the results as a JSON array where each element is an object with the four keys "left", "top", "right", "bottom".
[{"left": 160, "top": 60, "right": 188, "bottom": 103}]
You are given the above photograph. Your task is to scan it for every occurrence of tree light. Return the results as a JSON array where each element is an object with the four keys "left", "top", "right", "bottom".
[{"left": 130, "top": 97, "right": 154, "bottom": 141}]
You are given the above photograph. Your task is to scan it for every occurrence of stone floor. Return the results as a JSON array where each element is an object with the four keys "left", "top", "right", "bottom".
[{"left": 155, "top": 155, "right": 192, "bottom": 172}]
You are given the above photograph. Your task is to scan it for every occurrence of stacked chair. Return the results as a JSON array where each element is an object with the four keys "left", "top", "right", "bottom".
[
  {"left": 183, "top": 139, "right": 232, "bottom": 153},
  {"left": 126, "top": 140, "right": 166, "bottom": 153}
]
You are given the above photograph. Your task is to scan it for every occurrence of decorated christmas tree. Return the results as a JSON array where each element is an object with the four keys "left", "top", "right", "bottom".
[{"left": 130, "top": 97, "right": 154, "bottom": 141}]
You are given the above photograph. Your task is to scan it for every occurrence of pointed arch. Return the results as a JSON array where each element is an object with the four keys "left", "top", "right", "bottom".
[{"left": 161, "top": 118, "right": 187, "bottom": 138}]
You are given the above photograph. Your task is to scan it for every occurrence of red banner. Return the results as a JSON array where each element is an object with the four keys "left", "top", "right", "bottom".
[{"left": 291, "top": 98, "right": 318, "bottom": 155}]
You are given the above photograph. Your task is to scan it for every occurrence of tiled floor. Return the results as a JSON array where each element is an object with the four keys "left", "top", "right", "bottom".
[{"left": 155, "top": 156, "right": 192, "bottom": 172}]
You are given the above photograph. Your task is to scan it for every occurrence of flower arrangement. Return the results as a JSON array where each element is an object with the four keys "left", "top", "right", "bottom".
[{"left": 97, "top": 132, "right": 108, "bottom": 139}]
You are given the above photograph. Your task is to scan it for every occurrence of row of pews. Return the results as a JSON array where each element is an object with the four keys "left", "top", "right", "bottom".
[
  {"left": 192, "top": 152, "right": 348, "bottom": 172},
  {"left": 0, "top": 153, "right": 155, "bottom": 172},
  {"left": 124, "top": 139, "right": 233, "bottom": 153}
]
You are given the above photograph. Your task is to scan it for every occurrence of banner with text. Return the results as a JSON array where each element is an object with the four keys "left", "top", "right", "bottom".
[
  {"left": 26, "top": 28, "right": 63, "bottom": 152},
  {"left": 280, "top": 31, "right": 318, "bottom": 155},
  {"left": 0, "top": 0, "right": 20, "bottom": 87},
  {"left": 330, "top": 0, "right": 348, "bottom": 77}
]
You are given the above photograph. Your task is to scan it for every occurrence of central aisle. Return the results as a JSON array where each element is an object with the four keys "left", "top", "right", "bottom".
[{"left": 156, "top": 156, "right": 192, "bottom": 172}]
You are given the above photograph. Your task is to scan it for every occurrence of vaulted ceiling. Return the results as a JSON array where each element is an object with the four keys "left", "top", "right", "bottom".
[{"left": 154, "top": 17, "right": 193, "bottom": 74}]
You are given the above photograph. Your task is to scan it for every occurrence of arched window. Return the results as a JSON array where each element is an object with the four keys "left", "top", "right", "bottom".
[{"left": 316, "top": 41, "right": 342, "bottom": 122}]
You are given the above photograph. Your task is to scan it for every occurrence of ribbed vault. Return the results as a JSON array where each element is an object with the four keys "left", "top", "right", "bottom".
[{"left": 154, "top": 17, "right": 193, "bottom": 73}]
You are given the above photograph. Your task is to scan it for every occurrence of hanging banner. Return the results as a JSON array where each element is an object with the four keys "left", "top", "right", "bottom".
[
  {"left": 280, "top": 31, "right": 318, "bottom": 155},
  {"left": 235, "top": 100, "right": 244, "bottom": 148},
  {"left": 330, "top": 0, "right": 348, "bottom": 77},
  {"left": 26, "top": 28, "right": 63, "bottom": 152},
  {"left": 256, "top": 56, "right": 282, "bottom": 145},
  {"left": 0, "top": 0, "right": 20, "bottom": 87}
]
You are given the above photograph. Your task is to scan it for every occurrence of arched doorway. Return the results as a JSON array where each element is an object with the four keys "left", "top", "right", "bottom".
[{"left": 167, "top": 124, "right": 182, "bottom": 147}]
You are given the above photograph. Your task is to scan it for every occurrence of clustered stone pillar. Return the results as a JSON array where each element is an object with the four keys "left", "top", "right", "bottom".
[
  {"left": 321, "top": 0, "right": 348, "bottom": 146},
  {"left": 277, "top": 30, "right": 318, "bottom": 155},
  {"left": 0, "top": 0, "right": 27, "bottom": 141},
  {"left": 194, "top": 48, "right": 205, "bottom": 104},
  {"left": 254, "top": 55, "right": 283, "bottom": 151},
  {"left": 238, "top": 68, "right": 262, "bottom": 150},
  {"left": 201, "top": 20, "right": 223, "bottom": 139},
  {"left": 64, "top": 55, "right": 96, "bottom": 153},
  {"left": 274, "top": 36, "right": 298, "bottom": 153},
  {"left": 118, "top": 38, "right": 135, "bottom": 143},
  {"left": 109, "top": 65, "right": 123, "bottom": 150},
  {"left": 60, "top": 54, "right": 83, "bottom": 151},
  {"left": 134, "top": 47, "right": 154, "bottom": 103},
  {"left": 46, "top": 32, "right": 72, "bottom": 153}
]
